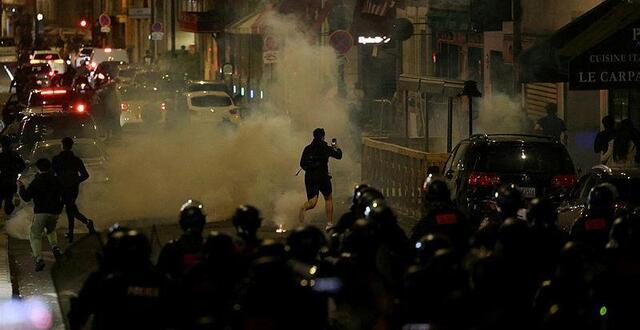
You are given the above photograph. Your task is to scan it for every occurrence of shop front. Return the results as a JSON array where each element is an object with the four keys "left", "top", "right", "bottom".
[{"left": 520, "top": 0, "right": 640, "bottom": 170}]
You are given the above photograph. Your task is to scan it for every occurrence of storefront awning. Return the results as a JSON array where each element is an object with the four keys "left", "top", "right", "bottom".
[
  {"left": 520, "top": 0, "right": 640, "bottom": 83},
  {"left": 397, "top": 74, "right": 465, "bottom": 97},
  {"left": 225, "top": 10, "right": 271, "bottom": 35}
]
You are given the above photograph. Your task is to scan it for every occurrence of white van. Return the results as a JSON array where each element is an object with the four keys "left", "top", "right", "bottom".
[{"left": 90, "top": 48, "right": 129, "bottom": 70}]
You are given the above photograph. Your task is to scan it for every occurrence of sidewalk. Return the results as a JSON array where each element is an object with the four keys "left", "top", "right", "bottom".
[{"left": 0, "top": 232, "right": 12, "bottom": 298}]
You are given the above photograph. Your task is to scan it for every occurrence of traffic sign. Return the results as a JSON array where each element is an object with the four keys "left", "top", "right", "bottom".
[
  {"left": 263, "top": 51, "right": 278, "bottom": 64},
  {"left": 151, "top": 22, "right": 163, "bottom": 32},
  {"left": 329, "top": 30, "right": 354, "bottom": 55},
  {"left": 151, "top": 32, "right": 164, "bottom": 40},
  {"left": 99, "top": 14, "right": 111, "bottom": 27}
]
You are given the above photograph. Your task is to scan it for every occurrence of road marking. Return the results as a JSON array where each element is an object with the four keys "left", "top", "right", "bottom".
[{"left": 3, "top": 65, "right": 13, "bottom": 81}]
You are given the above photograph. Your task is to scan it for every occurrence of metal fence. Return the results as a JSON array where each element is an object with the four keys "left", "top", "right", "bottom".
[{"left": 362, "top": 137, "right": 449, "bottom": 218}]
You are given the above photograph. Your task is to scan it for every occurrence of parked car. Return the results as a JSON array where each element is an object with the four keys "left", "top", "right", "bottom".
[
  {"left": 186, "top": 80, "right": 232, "bottom": 96},
  {"left": 90, "top": 48, "right": 129, "bottom": 70},
  {"left": 3, "top": 112, "right": 101, "bottom": 158},
  {"left": 440, "top": 134, "right": 577, "bottom": 218},
  {"left": 186, "top": 91, "right": 241, "bottom": 124},
  {"left": 30, "top": 50, "right": 66, "bottom": 74},
  {"left": 116, "top": 84, "right": 166, "bottom": 127},
  {"left": 24, "top": 138, "right": 109, "bottom": 183},
  {"left": 24, "top": 88, "right": 87, "bottom": 115},
  {"left": 0, "top": 37, "right": 17, "bottom": 63},
  {"left": 557, "top": 165, "right": 640, "bottom": 231},
  {"left": 12, "top": 63, "right": 53, "bottom": 94},
  {"left": 75, "top": 47, "right": 93, "bottom": 68}
]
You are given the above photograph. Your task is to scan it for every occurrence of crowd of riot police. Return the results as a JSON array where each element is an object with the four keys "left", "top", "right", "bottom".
[{"left": 66, "top": 176, "right": 640, "bottom": 330}]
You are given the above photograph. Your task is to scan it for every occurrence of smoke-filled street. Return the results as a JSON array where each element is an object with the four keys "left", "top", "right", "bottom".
[{"left": 2, "top": 1, "right": 640, "bottom": 330}]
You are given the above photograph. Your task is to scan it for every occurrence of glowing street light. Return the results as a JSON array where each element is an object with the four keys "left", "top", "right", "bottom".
[{"left": 36, "top": 13, "right": 44, "bottom": 21}]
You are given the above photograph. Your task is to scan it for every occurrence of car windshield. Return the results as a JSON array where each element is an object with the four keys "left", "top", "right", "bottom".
[
  {"left": 20, "top": 115, "right": 96, "bottom": 144},
  {"left": 608, "top": 178, "right": 640, "bottom": 205},
  {"left": 475, "top": 143, "right": 575, "bottom": 174},
  {"left": 190, "top": 95, "right": 232, "bottom": 107},
  {"left": 34, "top": 53, "right": 60, "bottom": 60},
  {"left": 188, "top": 83, "right": 228, "bottom": 93},
  {"left": 33, "top": 142, "right": 101, "bottom": 161}
]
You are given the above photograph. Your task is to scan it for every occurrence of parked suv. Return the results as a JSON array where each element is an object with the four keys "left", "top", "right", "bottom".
[
  {"left": 441, "top": 134, "right": 577, "bottom": 218},
  {"left": 557, "top": 165, "right": 640, "bottom": 231}
]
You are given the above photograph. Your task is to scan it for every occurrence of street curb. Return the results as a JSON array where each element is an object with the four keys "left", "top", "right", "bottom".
[{"left": 0, "top": 233, "right": 12, "bottom": 298}]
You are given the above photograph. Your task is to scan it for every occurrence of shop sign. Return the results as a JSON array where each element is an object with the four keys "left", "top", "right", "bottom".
[
  {"left": 569, "top": 22, "right": 640, "bottom": 90},
  {"left": 129, "top": 7, "right": 151, "bottom": 19}
]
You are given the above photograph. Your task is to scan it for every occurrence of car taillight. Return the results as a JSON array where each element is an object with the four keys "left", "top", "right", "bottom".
[
  {"left": 468, "top": 172, "right": 501, "bottom": 186},
  {"left": 552, "top": 175, "right": 577, "bottom": 189},
  {"left": 75, "top": 103, "right": 86, "bottom": 113},
  {"left": 48, "top": 71, "right": 55, "bottom": 77},
  {"left": 120, "top": 102, "right": 129, "bottom": 112}
]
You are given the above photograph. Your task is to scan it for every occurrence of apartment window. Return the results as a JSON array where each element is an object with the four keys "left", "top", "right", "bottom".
[{"left": 436, "top": 42, "right": 460, "bottom": 79}]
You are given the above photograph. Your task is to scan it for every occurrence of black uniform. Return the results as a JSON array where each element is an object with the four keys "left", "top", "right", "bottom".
[
  {"left": 156, "top": 234, "right": 203, "bottom": 280},
  {"left": 68, "top": 267, "right": 171, "bottom": 330},
  {"left": 300, "top": 140, "right": 342, "bottom": 199},
  {"left": 52, "top": 150, "right": 91, "bottom": 236},
  {"left": 0, "top": 149, "right": 26, "bottom": 214},
  {"left": 411, "top": 203, "right": 471, "bottom": 253}
]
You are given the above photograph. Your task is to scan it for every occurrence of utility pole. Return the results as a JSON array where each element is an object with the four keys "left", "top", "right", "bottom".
[
  {"left": 512, "top": 0, "right": 523, "bottom": 94},
  {"left": 171, "top": 0, "right": 176, "bottom": 56}
]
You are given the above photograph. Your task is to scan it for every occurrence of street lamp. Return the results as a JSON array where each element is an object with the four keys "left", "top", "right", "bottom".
[
  {"left": 459, "top": 80, "right": 482, "bottom": 137},
  {"left": 36, "top": 13, "right": 44, "bottom": 21}
]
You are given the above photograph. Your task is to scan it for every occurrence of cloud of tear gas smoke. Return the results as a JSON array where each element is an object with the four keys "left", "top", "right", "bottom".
[
  {"left": 73, "top": 12, "right": 359, "bottom": 231},
  {"left": 475, "top": 93, "right": 532, "bottom": 134}
]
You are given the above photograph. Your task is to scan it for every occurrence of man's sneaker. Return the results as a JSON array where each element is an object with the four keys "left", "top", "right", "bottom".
[
  {"left": 86, "top": 220, "right": 96, "bottom": 234},
  {"left": 52, "top": 247, "right": 63, "bottom": 261},
  {"left": 35, "top": 259, "right": 45, "bottom": 272}
]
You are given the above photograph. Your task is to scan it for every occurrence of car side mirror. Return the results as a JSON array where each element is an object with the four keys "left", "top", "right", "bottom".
[{"left": 427, "top": 165, "right": 441, "bottom": 175}]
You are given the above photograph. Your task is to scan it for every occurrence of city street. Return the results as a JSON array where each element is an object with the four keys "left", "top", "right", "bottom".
[{"left": 1, "top": 0, "right": 640, "bottom": 329}]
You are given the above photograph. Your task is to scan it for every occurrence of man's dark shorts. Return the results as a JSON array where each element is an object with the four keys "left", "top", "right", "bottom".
[{"left": 305, "top": 175, "right": 332, "bottom": 200}]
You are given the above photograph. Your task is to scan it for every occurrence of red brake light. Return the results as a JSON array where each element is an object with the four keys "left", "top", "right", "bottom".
[
  {"left": 40, "top": 89, "right": 66, "bottom": 95},
  {"left": 552, "top": 175, "right": 578, "bottom": 189},
  {"left": 48, "top": 71, "right": 55, "bottom": 77},
  {"left": 75, "top": 103, "right": 86, "bottom": 113},
  {"left": 468, "top": 172, "right": 501, "bottom": 186},
  {"left": 120, "top": 102, "right": 129, "bottom": 112}
]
